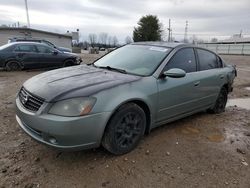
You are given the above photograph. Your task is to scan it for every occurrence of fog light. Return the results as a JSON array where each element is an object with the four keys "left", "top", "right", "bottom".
[{"left": 49, "top": 137, "right": 57, "bottom": 144}]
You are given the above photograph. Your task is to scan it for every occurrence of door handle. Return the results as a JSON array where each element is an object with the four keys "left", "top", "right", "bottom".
[
  {"left": 220, "top": 75, "right": 224, "bottom": 79},
  {"left": 194, "top": 81, "right": 200, "bottom": 87}
]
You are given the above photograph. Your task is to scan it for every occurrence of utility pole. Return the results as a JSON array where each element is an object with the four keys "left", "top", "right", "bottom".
[
  {"left": 167, "top": 19, "right": 172, "bottom": 42},
  {"left": 24, "top": 0, "right": 30, "bottom": 28},
  {"left": 239, "top": 29, "right": 243, "bottom": 38},
  {"left": 184, "top": 20, "right": 188, "bottom": 43}
]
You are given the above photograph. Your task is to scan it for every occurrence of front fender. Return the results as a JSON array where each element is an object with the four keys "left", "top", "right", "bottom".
[{"left": 91, "top": 76, "right": 158, "bottom": 127}]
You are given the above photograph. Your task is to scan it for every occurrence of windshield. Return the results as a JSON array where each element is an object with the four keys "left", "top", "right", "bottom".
[
  {"left": 0, "top": 43, "right": 13, "bottom": 51},
  {"left": 94, "top": 45, "right": 170, "bottom": 76}
]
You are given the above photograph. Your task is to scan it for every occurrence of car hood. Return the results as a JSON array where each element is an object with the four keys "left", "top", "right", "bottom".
[
  {"left": 58, "top": 47, "right": 72, "bottom": 53},
  {"left": 23, "top": 65, "right": 141, "bottom": 102},
  {"left": 62, "top": 51, "right": 78, "bottom": 56}
]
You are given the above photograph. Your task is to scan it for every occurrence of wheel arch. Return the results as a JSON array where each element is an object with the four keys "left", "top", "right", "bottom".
[
  {"left": 63, "top": 58, "right": 76, "bottom": 67},
  {"left": 64, "top": 58, "right": 75, "bottom": 63},
  {"left": 5, "top": 58, "right": 23, "bottom": 67},
  {"left": 5, "top": 59, "right": 24, "bottom": 69},
  {"left": 103, "top": 99, "right": 152, "bottom": 138},
  {"left": 222, "top": 83, "right": 229, "bottom": 93}
]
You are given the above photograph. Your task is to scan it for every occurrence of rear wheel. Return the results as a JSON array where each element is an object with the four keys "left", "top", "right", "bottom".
[
  {"left": 6, "top": 61, "right": 21, "bottom": 71},
  {"left": 208, "top": 87, "right": 228, "bottom": 114},
  {"left": 102, "top": 103, "right": 146, "bottom": 155}
]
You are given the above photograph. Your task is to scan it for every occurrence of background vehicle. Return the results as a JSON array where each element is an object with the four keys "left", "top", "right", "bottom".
[
  {"left": 0, "top": 42, "right": 81, "bottom": 70},
  {"left": 15, "top": 42, "right": 236, "bottom": 155},
  {"left": 8, "top": 37, "right": 72, "bottom": 53}
]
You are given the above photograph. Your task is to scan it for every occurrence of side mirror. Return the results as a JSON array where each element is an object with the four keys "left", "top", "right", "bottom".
[
  {"left": 162, "top": 68, "right": 186, "bottom": 78},
  {"left": 53, "top": 51, "right": 58, "bottom": 55}
]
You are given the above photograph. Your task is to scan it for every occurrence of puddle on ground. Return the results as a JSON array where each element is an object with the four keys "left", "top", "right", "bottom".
[
  {"left": 226, "top": 98, "right": 250, "bottom": 110},
  {"left": 207, "top": 134, "right": 225, "bottom": 142},
  {"left": 181, "top": 127, "right": 200, "bottom": 134}
]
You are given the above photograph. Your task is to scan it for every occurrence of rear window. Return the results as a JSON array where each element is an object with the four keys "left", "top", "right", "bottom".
[
  {"left": 0, "top": 43, "right": 13, "bottom": 50},
  {"left": 197, "top": 49, "right": 220, "bottom": 70}
]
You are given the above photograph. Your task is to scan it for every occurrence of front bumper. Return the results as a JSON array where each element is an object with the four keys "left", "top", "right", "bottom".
[{"left": 15, "top": 97, "right": 111, "bottom": 151}]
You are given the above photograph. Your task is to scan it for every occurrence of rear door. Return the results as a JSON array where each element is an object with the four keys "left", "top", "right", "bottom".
[
  {"left": 157, "top": 47, "right": 201, "bottom": 123},
  {"left": 14, "top": 44, "right": 40, "bottom": 69},
  {"left": 194, "top": 48, "right": 225, "bottom": 107}
]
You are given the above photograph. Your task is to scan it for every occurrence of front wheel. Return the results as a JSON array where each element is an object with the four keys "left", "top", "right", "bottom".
[
  {"left": 63, "top": 60, "right": 74, "bottom": 67},
  {"left": 208, "top": 87, "right": 228, "bottom": 114},
  {"left": 102, "top": 103, "right": 146, "bottom": 155}
]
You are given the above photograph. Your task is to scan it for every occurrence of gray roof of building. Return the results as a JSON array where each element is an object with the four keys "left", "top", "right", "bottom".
[{"left": 0, "top": 27, "right": 72, "bottom": 38}]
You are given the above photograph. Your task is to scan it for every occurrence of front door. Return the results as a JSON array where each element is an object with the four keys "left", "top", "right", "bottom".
[
  {"left": 35, "top": 44, "right": 63, "bottom": 68},
  {"left": 156, "top": 48, "right": 201, "bottom": 123}
]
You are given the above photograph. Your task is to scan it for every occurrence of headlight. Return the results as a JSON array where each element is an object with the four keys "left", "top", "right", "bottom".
[
  {"left": 48, "top": 97, "right": 96, "bottom": 117},
  {"left": 76, "top": 56, "right": 81, "bottom": 61}
]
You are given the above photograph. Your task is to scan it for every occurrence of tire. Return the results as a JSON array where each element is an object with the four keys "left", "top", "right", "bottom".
[
  {"left": 102, "top": 103, "right": 146, "bottom": 155},
  {"left": 6, "top": 61, "right": 21, "bottom": 71},
  {"left": 63, "top": 60, "right": 74, "bottom": 67},
  {"left": 208, "top": 87, "right": 228, "bottom": 114}
]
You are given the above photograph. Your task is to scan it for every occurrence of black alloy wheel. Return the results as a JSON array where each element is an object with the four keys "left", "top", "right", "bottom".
[{"left": 102, "top": 103, "right": 146, "bottom": 155}]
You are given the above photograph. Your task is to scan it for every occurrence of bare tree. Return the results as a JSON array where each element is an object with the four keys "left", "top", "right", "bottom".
[
  {"left": 88, "top": 33, "right": 97, "bottom": 47},
  {"left": 112, "top": 36, "right": 118, "bottom": 47},
  {"left": 99, "top": 32, "right": 108, "bottom": 46},
  {"left": 125, "top": 36, "right": 132, "bottom": 44},
  {"left": 211, "top": 38, "right": 218, "bottom": 43},
  {"left": 108, "top": 36, "right": 113, "bottom": 47}
]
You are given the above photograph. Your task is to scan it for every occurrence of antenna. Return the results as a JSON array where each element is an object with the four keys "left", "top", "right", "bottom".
[
  {"left": 184, "top": 20, "right": 188, "bottom": 43},
  {"left": 24, "top": 0, "right": 30, "bottom": 28}
]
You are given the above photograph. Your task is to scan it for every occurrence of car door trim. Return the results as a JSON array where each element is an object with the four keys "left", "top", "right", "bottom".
[{"left": 158, "top": 93, "right": 216, "bottom": 113}]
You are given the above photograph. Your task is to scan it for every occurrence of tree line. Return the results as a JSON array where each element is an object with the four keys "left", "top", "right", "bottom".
[
  {"left": 76, "top": 14, "right": 172, "bottom": 49},
  {"left": 76, "top": 33, "right": 133, "bottom": 49}
]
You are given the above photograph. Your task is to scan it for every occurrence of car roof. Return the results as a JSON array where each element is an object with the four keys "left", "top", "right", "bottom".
[
  {"left": 132, "top": 41, "right": 195, "bottom": 48},
  {"left": 10, "top": 41, "right": 48, "bottom": 46}
]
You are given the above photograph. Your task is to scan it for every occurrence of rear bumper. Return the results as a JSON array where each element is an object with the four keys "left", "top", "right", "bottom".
[{"left": 15, "top": 97, "right": 111, "bottom": 151}]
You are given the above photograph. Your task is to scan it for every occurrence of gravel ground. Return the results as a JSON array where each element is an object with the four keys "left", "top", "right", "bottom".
[{"left": 0, "top": 55, "right": 249, "bottom": 188}]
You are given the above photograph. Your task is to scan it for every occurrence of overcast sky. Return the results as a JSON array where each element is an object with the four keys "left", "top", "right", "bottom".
[{"left": 0, "top": 0, "right": 250, "bottom": 42}]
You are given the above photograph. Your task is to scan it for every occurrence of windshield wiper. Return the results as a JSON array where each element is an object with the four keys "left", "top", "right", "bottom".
[{"left": 96, "top": 65, "right": 127, "bottom": 74}]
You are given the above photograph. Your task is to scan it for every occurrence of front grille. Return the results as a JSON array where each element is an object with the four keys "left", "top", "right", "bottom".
[{"left": 19, "top": 87, "right": 44, "bottom": 112}]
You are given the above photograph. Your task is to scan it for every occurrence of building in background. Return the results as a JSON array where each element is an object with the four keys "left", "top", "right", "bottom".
[{"left": 0, "top": 27, "right": 72, "bottom": 49}]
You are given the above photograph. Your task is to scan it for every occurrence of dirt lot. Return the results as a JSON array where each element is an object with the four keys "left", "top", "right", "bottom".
[{"left": 0, "top": 55, "right": 249, "bottom": 188}]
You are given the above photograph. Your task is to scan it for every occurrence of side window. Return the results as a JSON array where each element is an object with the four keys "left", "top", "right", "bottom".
[
  {"left": 164, "top": 48, "right": 196, "bottom": 73},
  {"left": 36, "top": 45, "right": 54, "bottom": 53},
  {"left": 197, "top": 49, "right": 220, "bottom": 70},
  {"left": 14, "top": 45, "right": 37, "bottom": 53}
]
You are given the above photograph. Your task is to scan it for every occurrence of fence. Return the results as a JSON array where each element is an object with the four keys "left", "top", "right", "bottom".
[{"left": 197, "top": 43, "right": 250, "bottom": 55}]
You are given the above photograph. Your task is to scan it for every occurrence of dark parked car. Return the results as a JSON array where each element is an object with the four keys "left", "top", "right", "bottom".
[
  {"left": 16, "top": 42, "right": 236, "bottom": 155},
  {"left": 0, "top": 42, "right": 82, "bottom": 71},
  {"left": 8, "top": 37, "right": 72, "bottom": 53}
]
